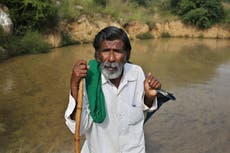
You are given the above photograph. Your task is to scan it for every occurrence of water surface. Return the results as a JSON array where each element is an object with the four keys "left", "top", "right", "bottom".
[{"left": 0, "top": 38, "right": 230, "bottom": 153}]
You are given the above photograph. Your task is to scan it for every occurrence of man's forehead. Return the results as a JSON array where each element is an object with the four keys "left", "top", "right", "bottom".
[{"left": 101, "top": 39, "right": 124, "bottom": 48}]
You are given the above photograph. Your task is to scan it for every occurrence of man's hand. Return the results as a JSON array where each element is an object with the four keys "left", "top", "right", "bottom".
[
  {"left": 71, "top": 59, "right": 88, "bottom": 100},
  {"left": 144, "top": 72, "right": 161, "bottom": 107}
]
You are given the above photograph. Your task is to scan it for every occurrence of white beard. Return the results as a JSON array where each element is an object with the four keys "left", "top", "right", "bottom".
[{"left": 100, "top": 62, "right": 124, "bottom": 79}]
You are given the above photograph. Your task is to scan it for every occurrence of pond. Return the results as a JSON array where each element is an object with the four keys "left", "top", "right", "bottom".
[{"left": 0, "top": 38, "right": 230, "bottom": 153}]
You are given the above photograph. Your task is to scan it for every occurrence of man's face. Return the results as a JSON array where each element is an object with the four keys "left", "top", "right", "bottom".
[{"left": 97, "top": 39, "right": 126, "bottom": 80}]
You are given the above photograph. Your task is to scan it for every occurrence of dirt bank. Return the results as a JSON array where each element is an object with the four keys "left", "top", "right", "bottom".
[{"left": 45, "top": 15, "right": 230, "bottom": 47}]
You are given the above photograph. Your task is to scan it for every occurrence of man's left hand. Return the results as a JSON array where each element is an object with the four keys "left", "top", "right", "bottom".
[{"left": 144, "top": 72, "right": 161, "bottom": 101}]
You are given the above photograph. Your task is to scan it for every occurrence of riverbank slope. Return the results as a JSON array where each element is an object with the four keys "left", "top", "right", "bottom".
[{"left": 46, "top": 14, "right": 230, "bottom": 48}]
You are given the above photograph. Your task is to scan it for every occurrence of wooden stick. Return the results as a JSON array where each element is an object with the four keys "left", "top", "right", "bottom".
[{"left": 75, "top": 79, "right": 83, "bottom": 153}]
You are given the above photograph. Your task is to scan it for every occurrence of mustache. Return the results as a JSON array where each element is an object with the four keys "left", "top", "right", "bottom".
[{"left": 103, "top": 62, "right": 120, "bottom": 68}]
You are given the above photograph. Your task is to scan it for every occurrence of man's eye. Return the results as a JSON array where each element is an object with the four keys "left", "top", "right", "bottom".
[
  {"left": 114, "top": 50, "right": 123, "bottom": 53},
  {"left": 102, "top": 49, "right": 110, "bottom": 52}
]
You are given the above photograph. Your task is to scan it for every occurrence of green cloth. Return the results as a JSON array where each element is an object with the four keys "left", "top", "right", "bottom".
[{"left": 85, "top": 60, "right": 106, "bottom": 123}]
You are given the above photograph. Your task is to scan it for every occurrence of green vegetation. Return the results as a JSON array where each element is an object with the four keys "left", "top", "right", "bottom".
[
  {"left": 3, "top": 0, "right": 58, "bottom": 35},
  {"left": 1, "top": 0, "right": 230, "bottom": 60},
  {"left": 136, "top": 32, "right": 154, "bottom": 39},
  {"left": 0, "top": 0, "right": 57, "bottom": 60},
  {"left": 19, "top": 31, "right": 51, "bottom": 54},
  {"left": 57, "top": 0, "right": 176, "bottom": 24},
  {"left": 0, "top": 30, "right": 50, "bottom": 59},
  {"left": 60, "top": 32, "right": 80, "bottom": 46},
  {"left": 161, "top": 32, "right": 171, "bottom": 37},
  {"left": 222, "top": 1, "right": 230, "bottom": 26},
  {"left": 171, "top": 0, "right": 225, "bottom": 29}
]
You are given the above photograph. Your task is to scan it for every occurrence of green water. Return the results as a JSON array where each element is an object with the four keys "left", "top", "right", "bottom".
[{"left": 0, "top": 38, "right": 230, "bottom": 153}]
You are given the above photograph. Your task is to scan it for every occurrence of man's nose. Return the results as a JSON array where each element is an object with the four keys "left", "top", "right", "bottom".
[{"left": 108, "top": 51, "right": 115, "bottom": 62}]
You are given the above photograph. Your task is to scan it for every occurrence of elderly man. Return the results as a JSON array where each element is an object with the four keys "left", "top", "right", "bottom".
[{"left": 65, "top": 26, "right": 161, "bottom": 153}]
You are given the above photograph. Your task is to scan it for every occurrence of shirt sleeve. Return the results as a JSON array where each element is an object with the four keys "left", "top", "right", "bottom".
[
  {"left": 143, "top": 97, "right": 158, "bottom": 112},
  {"left": 64, "top": 80, "right": 93, "bottom": 135}
]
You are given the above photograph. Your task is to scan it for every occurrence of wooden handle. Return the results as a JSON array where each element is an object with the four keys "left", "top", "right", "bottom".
[{"left": 75, "top": 79, "right": 83, "bottom": 153}]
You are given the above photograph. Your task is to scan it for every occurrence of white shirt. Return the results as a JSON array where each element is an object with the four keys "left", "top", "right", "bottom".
[{"left": 65, "top": 63, "right": 158, "bottom": 153}]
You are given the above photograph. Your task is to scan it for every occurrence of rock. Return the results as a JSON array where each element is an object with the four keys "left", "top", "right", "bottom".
[
  {"left": 151, "top": 20, "right": 230, "bottom": 39},
  {"left": 45, "top": 30, "right": 61, "bottom": 48},
  {"left": 68, "top": 17, "right": 98, "bottom": 43},
  {"left": 0, "top": 4, "right": 13, "bottom": 34},
  {"left": 124, "top": 21, "right": 149, "bottom": 39},
  {"left": 66, "top": 15, "right": 122, "bottom": 43},
  {"left": 46, "top": 14, "right": 230, "bottom": 47}
]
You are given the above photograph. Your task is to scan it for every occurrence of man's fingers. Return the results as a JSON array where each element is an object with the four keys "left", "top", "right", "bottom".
[
  {"left": 80, "top": 70, "right": 88, "bottom": 76},
  {"left": 146, "top": 72, "right": 153, "bottom": 82},
  {"left": 78, "top": 59, "right": 87, "bottom": 65},
  {"left": 151, "top": 81, "right": 161, "bottom": 89},
  {"left": 146, "top": 72, "right": 161, "bottom": 89},
  {"left": 72, "top": 59, "right": 88, "bottom": 78},
  {"left": 79, "top": 64, "right": 88, "bottom": 70},
  {"left": 146, "top": 72, "right": 156, "bottom": 84}
]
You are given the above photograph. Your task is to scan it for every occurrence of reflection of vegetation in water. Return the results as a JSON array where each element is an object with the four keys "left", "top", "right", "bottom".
[
  {"left": 1, "top": 39, "right": 230, "bottom": 152},
  {"left": 131, "top": 39, "right": 230, "bottom": 87},
  {"left": 0, "top": 45, "right": 94, "bottom": 152},
  {"left": 0, "top": 123, "right": 6, "bottom": 132}
]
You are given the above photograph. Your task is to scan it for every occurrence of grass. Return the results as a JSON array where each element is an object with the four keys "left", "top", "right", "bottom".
[{"left": 57, "top": 0, "right": 178, "bottom": 25}]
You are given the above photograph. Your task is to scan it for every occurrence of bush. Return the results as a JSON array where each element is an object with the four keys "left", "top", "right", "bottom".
[
  {"left": 146, "top": 21, "right": 156, "bottom": 30},
  {"left": 0, "top": 26, "right": 6, "bottom": 45},
  {"left": 0, "top": 46, "right": 8, "bottom": 60},
  {"left": 222, "top": 2, "right": 230, "bottom": 25},
  {"left": 0, "top": 27, "right": 17, "bottom": 58},
  {"left": 161, "top": 32, "right": 171, "bottom": 37},
  {"left": 176, "top": 0, "right": 196, "bottom": 15},
  {"left": 94, "top": 0, "right": 106, "bottom": 7},
  {"left": 172, "top": 0, "right": 225, "bottom": 29},
  {"left": 2, "top": 0, "right": 59, "bottom": 35},
  {"left": 19, "top": 31, "right": 51, "bottom": 54},
  {"left": 57, "top": 0, "right": 81, "bottom": 21},
  {"left": 131, "top": 0, "right": 150, "bottom": 7},
  {"left": 6, "top": 36, "right": 22, "bottom": 56},
  {"left": 136, "top": 32, "right": 154, "bottom": 39},
  {"left": 198, "top": 33, "right": 204, "bottom": 38},
  {"left": 0, "top": 31, "right": 51, "bottom": 59},
  {"left": 182, "top": 8, "right": 211, "bottom": 28},
  {"left": 61, "top": 32, "right": 80, "bottom": 46}
]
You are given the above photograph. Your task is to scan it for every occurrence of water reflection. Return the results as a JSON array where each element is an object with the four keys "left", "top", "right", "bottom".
[
  {"left": 0, "top": 38, "right": 230, "bottom": 153},
  {"left": 132, "top": 39, "right": 230, "bottom": 87}
]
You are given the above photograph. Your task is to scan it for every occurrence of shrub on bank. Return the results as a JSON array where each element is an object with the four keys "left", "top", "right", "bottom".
[
  {"left": 3, "top": 0, "right": 59, "bottom": 35},
  {"left": 0, "top": 46, "right": 8, "bottom": 60},
  {"left": 136, "top": 32, "right": 154, "bottom": 39},
  {"left": 19, "top": 31, "right": 51, "bottom": 54},
  {"left": 171, "top": 0, "right": 225, "bottom": 29},
  {"left": 0, "top": 31, "right": 51, "bottom": 60},
  {"left": 161, "top": 32, "right": 171, "bottom": 37},
  {"left": 60, "top": 32, "right": 80, "bottom": 46}
]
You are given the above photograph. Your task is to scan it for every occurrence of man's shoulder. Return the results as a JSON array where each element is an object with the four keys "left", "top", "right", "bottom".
[
  {"left": 123, "top": 63, "right": 145, "bottom": 81},
  {"left": 124, "top": 63, "right": 144, "bottom": 78},
  {"left": 125, "top": 62, "right": 143, "bottom": 72}
]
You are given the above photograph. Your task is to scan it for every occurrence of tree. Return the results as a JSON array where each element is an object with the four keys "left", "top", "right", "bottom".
[
  {"left": 1, "top": 0, "right": 59, "bottom": 35},
  {"left": 171, "top": 0, "right": 225, "bottom": 29}
]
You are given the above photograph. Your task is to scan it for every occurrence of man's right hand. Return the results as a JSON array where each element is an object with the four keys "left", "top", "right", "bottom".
[{"left": 70, "top": 59, "right": 88, "bottom": 100}]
